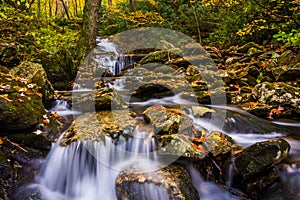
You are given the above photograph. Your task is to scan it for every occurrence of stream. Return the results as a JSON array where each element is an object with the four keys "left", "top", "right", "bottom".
[{"left": 29, "top": 37, "right": 300, "bottom": 200}]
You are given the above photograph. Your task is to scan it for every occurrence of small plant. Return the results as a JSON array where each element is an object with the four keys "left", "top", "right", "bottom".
[{"left": 273, "top": 29, "right": 300, "bottom": 47}]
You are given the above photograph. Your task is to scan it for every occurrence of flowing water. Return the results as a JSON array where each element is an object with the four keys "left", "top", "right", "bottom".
[{"left": 30, "top": 38, "right": 300, "bottom": 200}]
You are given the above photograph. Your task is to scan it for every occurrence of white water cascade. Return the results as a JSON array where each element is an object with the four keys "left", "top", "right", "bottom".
[
  {"left": 32, "top": 127, "right": 167, "bottom": 200},
  {"left": 95, "top": 37, "right": 134, "bottom": 75}
]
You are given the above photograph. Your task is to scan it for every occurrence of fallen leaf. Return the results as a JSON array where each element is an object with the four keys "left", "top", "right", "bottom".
[
  {"left": 0, "top": 138, "right": 3, "bottom": 145},
  {"left": 36, "top": 92, "right": 43, "bottom": 98},
  {"left": 27, "top": 84, "right": 35, "bottom": 89},
  {"left": 18, "top": 98, "right": 25, "bottom": 103},
  {"left": 43, "top": 119, "right": 50, "bottom": 124},
  {"left": 51, "top": 112, "right": 60, "bottom": 119},
  {"left": 0, "top": 94, "right": 13, "bottom": 102},
  {"left": 33, "top": 130, "right": 42, "bottom": 135}
]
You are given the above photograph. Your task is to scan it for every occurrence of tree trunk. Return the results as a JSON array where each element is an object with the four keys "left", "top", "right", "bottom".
[
  {"left": 76, "top": 0, "right": 101, "bottom": 64},
  {"left": 129, "top": 0, "right": 136, "bottom": 11}
]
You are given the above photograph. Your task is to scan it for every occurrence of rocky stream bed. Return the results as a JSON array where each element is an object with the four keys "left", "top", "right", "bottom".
[{"left": 0, "top": 40, "right": 299, "bottom": 200}]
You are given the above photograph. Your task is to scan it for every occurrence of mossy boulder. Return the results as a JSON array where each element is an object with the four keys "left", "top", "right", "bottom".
[
  {"left": 72, "top": 87, "right": 127, "bottom": 112},
  {"left": 155, "top": 131, "right": 234, "bottom": 160},
  {"left": 9, "top": 61, "right": 55, "bottom": 107},
  {"left": 230, "top": 139, "right": 290, "bottom": 197},
  {"left": 236, "top": 42, "right": 263, "bottom": 53},
  {"left": 139, "top": 49, "right": 182, "bottom": 65},
  {"left": 116, "top": 164, "right": 199, "bottom": 200},
  {"left": 0, "top": 73, "right": 46, "bottom": 132},
  {"left": 38, "top": 48, "right": 76, "bottom": 90},
  {"left": 155, "top": 134, "right": 207, "bottom": 159},
  {"left": 143, "top": 105, "right": 195, "bottom": 138},
  {"left": 60, "top": 110, "right": 139, "bottom": 146}
]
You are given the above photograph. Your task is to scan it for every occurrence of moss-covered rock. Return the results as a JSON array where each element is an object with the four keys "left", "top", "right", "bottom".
[
  {"left": 230, "top": 139, "right": 290, "bottom": 197},
  {"left": 0, "top": 72, "right": 46, "bottom": 132},
  {"left": 143, "top": 105, "right": 195, "bottom": 138},
  {"left": 236, "top": 42, "right": 263, "bottom": 53},
  {"left": 116, "top": 164, "right": 199, "bottom": 200},
  {"left": 155, "top": 134, "right": 207, "bottom": 159},
  {"left": 9, "top": 61, "right": 55, "bottom": 107},
  {"left": 60, "top": 110, "right": 139, "bottom": 146},
  {"left": 72, "top": 87, "right": 127, "bottom": 112},
  {"left": 139, "top": 49, "right": 182, "bottom": 65},
  {"left": 38, "top": 48, "right": 76, "bottom": 90}
]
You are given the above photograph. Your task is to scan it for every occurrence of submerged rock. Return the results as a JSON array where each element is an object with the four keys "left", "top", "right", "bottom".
[
  {"left": 116, "top": 164, "right": 199, "bottom": 200},
  {"left": 60, "top": 110, "right": 139, "bottom": 146},
  {"left": 9, "top": 61, "right": 55, "bottom": 107}
]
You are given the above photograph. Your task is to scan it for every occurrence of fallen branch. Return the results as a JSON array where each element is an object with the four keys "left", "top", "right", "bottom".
[{"left": 5, "top": 138, "right": 28, "bottom": 153}]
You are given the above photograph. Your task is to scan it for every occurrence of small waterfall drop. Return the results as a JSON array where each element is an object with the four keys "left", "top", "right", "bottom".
[
  {"left": 94, "top": 37, "right": 135, "bottom": 75},
  {"left": 49, "top": 100, "right": 81, "bottom": 117},
  {"left": 187, "top": 164, "right": 238, "bottom": 200}
]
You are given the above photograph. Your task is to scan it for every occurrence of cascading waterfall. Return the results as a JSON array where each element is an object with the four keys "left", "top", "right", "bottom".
[
  {"left": 94, "top": 37, "right": 134, "bottom": 75},
  {"left": 32, "top": 127, "right": 169, "bottom": 200}
]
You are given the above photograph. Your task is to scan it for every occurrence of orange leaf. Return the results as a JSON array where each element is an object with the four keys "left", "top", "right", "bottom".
[
  {"left": 36, "top": 92, "right": 43, "bottom": 98},
  {"left": 43, "top": 119, "right": 50, "bottom": 124}
]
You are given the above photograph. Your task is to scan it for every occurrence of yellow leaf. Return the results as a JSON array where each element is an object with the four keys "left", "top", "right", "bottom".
[
  {"left": 0, "top": 138, "right": 3, "bottom": 145},
  {"left": 0, "top": 94, "right": 13, "bottom": 102}
]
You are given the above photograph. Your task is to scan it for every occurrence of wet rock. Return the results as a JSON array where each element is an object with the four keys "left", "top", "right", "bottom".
[
  {"left": 0, "top": 135, "right": 48, "bottom": 200},
  {"left": 233, "top": 139, "right": 290, "bottom": 179},
  {"left": 236, "top": 42, "right": 263, "bottom": 53},
  {"left": 247, "top": 47, "right": 264, "bottom": 57},
  {"left": 155, "top": 134, "right": 207, "bottom": 159},
  {"left": 203, "top": 131, "right": 234, "bottom": 157},
  {"left": 38, "top": 48, "right": 76, "bottom": 90},
  {"left": 277, "top": 50, "right": 295, "bottom": 66},
  {"left": 72, "top": 87, "right": 127, "bottom": 112},
  {"left": 116, "top": 164, "right": 199, "bottom": 200},
  {"left": 0, "top": 43, "right": 21, "bottom": 68},
  {"left": 273, "top": 65, "right": 300, "bottom": 81},
  {"left": 230, "top": 139, "right": 290, "bottom": 197},
  {"left": 9, "top": 61, "right": 55, "bottom": 107},
  {"left": 251, "top": 82, "right": 300, "bottom": 117},
  {"left": 185, "top": 65, "right": 199, "bottom": 76},
  {"left": 126, "top": 70, "right": 190, "bottom": 101},
  {"left": 143, "top": 105, "right": 195, "bottom": 138},
  {"left": 0, "top": 73, "right": 46, "bottom": 132},
  {"left": 205, "top": 46, "right": 224, "bottom": 64},
  {"left": 139, "top": 49, "right": 182, "bottom": 65},
  {"left": 165, "top": 57, "right": 190, "bottom": 68},
  {"left": 241, "top": 102, "right": 270, "bottom": 118},
  {"left": 154, "top": 130, "right": 234, "bottom": 160},
  {"left": 60, "top": 110, "right": 139, "bottom": 146},
  {"left": 191, "top": 106, "right": 216, "bottom": 117}
]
